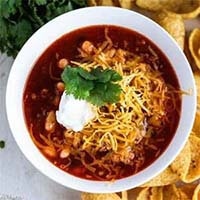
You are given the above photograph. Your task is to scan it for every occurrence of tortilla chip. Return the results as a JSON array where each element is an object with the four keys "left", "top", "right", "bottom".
[
  {"left": 194, "top": 72, "right": 200, "bottom": 110},
  {"left": 149, "top": 187, "right": 163, "bottom": 200},
  {"left": 178, "top": 2, "right": 200, "bottom": 19},
  {"left": 129, "top": 187, "right": 164, "bottom": 199},
  {"left": 170, "top": 140, "right": 191, "bottom": 180},
  {"left": 183, "top": 135, "right": 200, "bottom": 183},
  {"left": 179, "top": 183, "right": 198, "bottom": 199},
  {"left": 100, "top": 0, "right": 117, "bottom": 6},
  {"left": 136, "top": 187, "right": 163, "bottom": 200},
  {"left": 128, "top": 188, "right": 143, "bottom": 199},
  {"left": 162, "top": 185, "right": 179, "bottom": 199},
  {"left": 178, "top": 189, "right": 191, "bottom": 200},
  {"left": 119, "top": 0, "right": 135, "bottom": 9},
  {"left": 87, "top": 0, "right": 97, "bottom": 6},
  {"left": 136, "top": 188, "right": 150, "bottom": 200},
  {"left": 153, "top": 10, "right": 185, "bottom": 49},
  {"left": 87, "top": 0, "right": 119, "bottom": 6},
  {"left": 192, "top": 184, "right": 200, "bottom": 200},
  {"left": 141, "top": 167, "right": 180, "bottom": 187},
  {"left": 193, "top": 111, "right": 200, "bottom": 138},
  {"left": 136, "top": 0, "right": 200, "bottom": 19},
  {"left": 121, "top": 191, "right": 128, "bottom": 200},
  {"left": 81, "top": 193, "right": 121, "bottom": 200},
  {"left": 162, "top": 184, "right": 189, "bottom": 200},
  {"left": 184, "top": 34, "right": 198, "bottom": 71},
  {"left": 135, "top": 0, "right": 184, "bottom": 12},
  {"left": 189, "top": 28, "right": 200, "bottom": 69}
]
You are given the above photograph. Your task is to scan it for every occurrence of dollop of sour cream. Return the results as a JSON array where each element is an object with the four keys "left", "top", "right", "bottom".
[{"left": 56, "top": 93, "right": 95, "bottom": 131}]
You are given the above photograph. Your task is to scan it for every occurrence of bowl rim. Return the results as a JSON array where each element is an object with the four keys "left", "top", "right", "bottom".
[{"left": 6, "top": 6, "right": 196, "bottom": 193}]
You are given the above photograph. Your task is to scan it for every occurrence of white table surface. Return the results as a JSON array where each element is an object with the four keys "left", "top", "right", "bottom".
[{"left": 0, "top": 16, "right": 199, "bottom": 200}]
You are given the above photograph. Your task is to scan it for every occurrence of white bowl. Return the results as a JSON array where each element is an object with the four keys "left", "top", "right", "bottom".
[{"left": 6, "top": 7, "right": 196, "bottom": 193}]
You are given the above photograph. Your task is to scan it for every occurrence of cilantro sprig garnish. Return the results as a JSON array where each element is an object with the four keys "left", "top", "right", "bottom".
[
  {"left": 0, "top": 0, "right": 87, "bottom": 57},
  {"left": 61, "top": 66, "right": 122, "bottom": 106}
]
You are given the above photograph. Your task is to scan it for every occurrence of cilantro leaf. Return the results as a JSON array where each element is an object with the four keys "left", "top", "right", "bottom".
[
  {"left": 88, "top": 83, "right": 107, "bottom": 106},
  {"left": 110, "top": 72, "right": 122, "bottom": 82},
  {"left": 0, "top": 140, "right": 5, "bottom": 149},
  {"left": 88, "top": 82, "right": 121, "bottom": 106},
  {"left": 61, "top": 66, "right": 122, "bottom": 106},
  {"left": 91, "top": 67, "right": 122, "bottom": 83},
  {"left": 77, "top": 67, "right": 97, "bottom": 80},
  {"left": 11, "top": 19, "right": 33, "bottom": 49},
  {"left": 104, "top": 82, "right": 121, "bottom": 103},
  {"left": 61, "top": 67, "right": 94, "bottom": 99}
]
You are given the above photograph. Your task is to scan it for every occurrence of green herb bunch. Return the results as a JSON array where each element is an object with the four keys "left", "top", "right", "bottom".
[
  {"left": 0, "top": 0, "right": 87, "bottom": 57},
  {"left": 61, "top": 66, "right": 122, "bottom": 106}
]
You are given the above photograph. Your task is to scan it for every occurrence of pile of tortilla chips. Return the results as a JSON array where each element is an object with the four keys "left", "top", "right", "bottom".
[
  {"left": 82, "top": 1, "right": 200, "bottom": 199},
  {"left": 88, "top": 0, "right": 200, "bottom": 55},
  {"left": 87, "top": 0, "right": 135, "bottom": 9},
  {"left": 81, "top": 183, "right": 200, "bottom": 200},
  {"left": 135, "top": 0, "right": 200, "bottom": 19}
]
